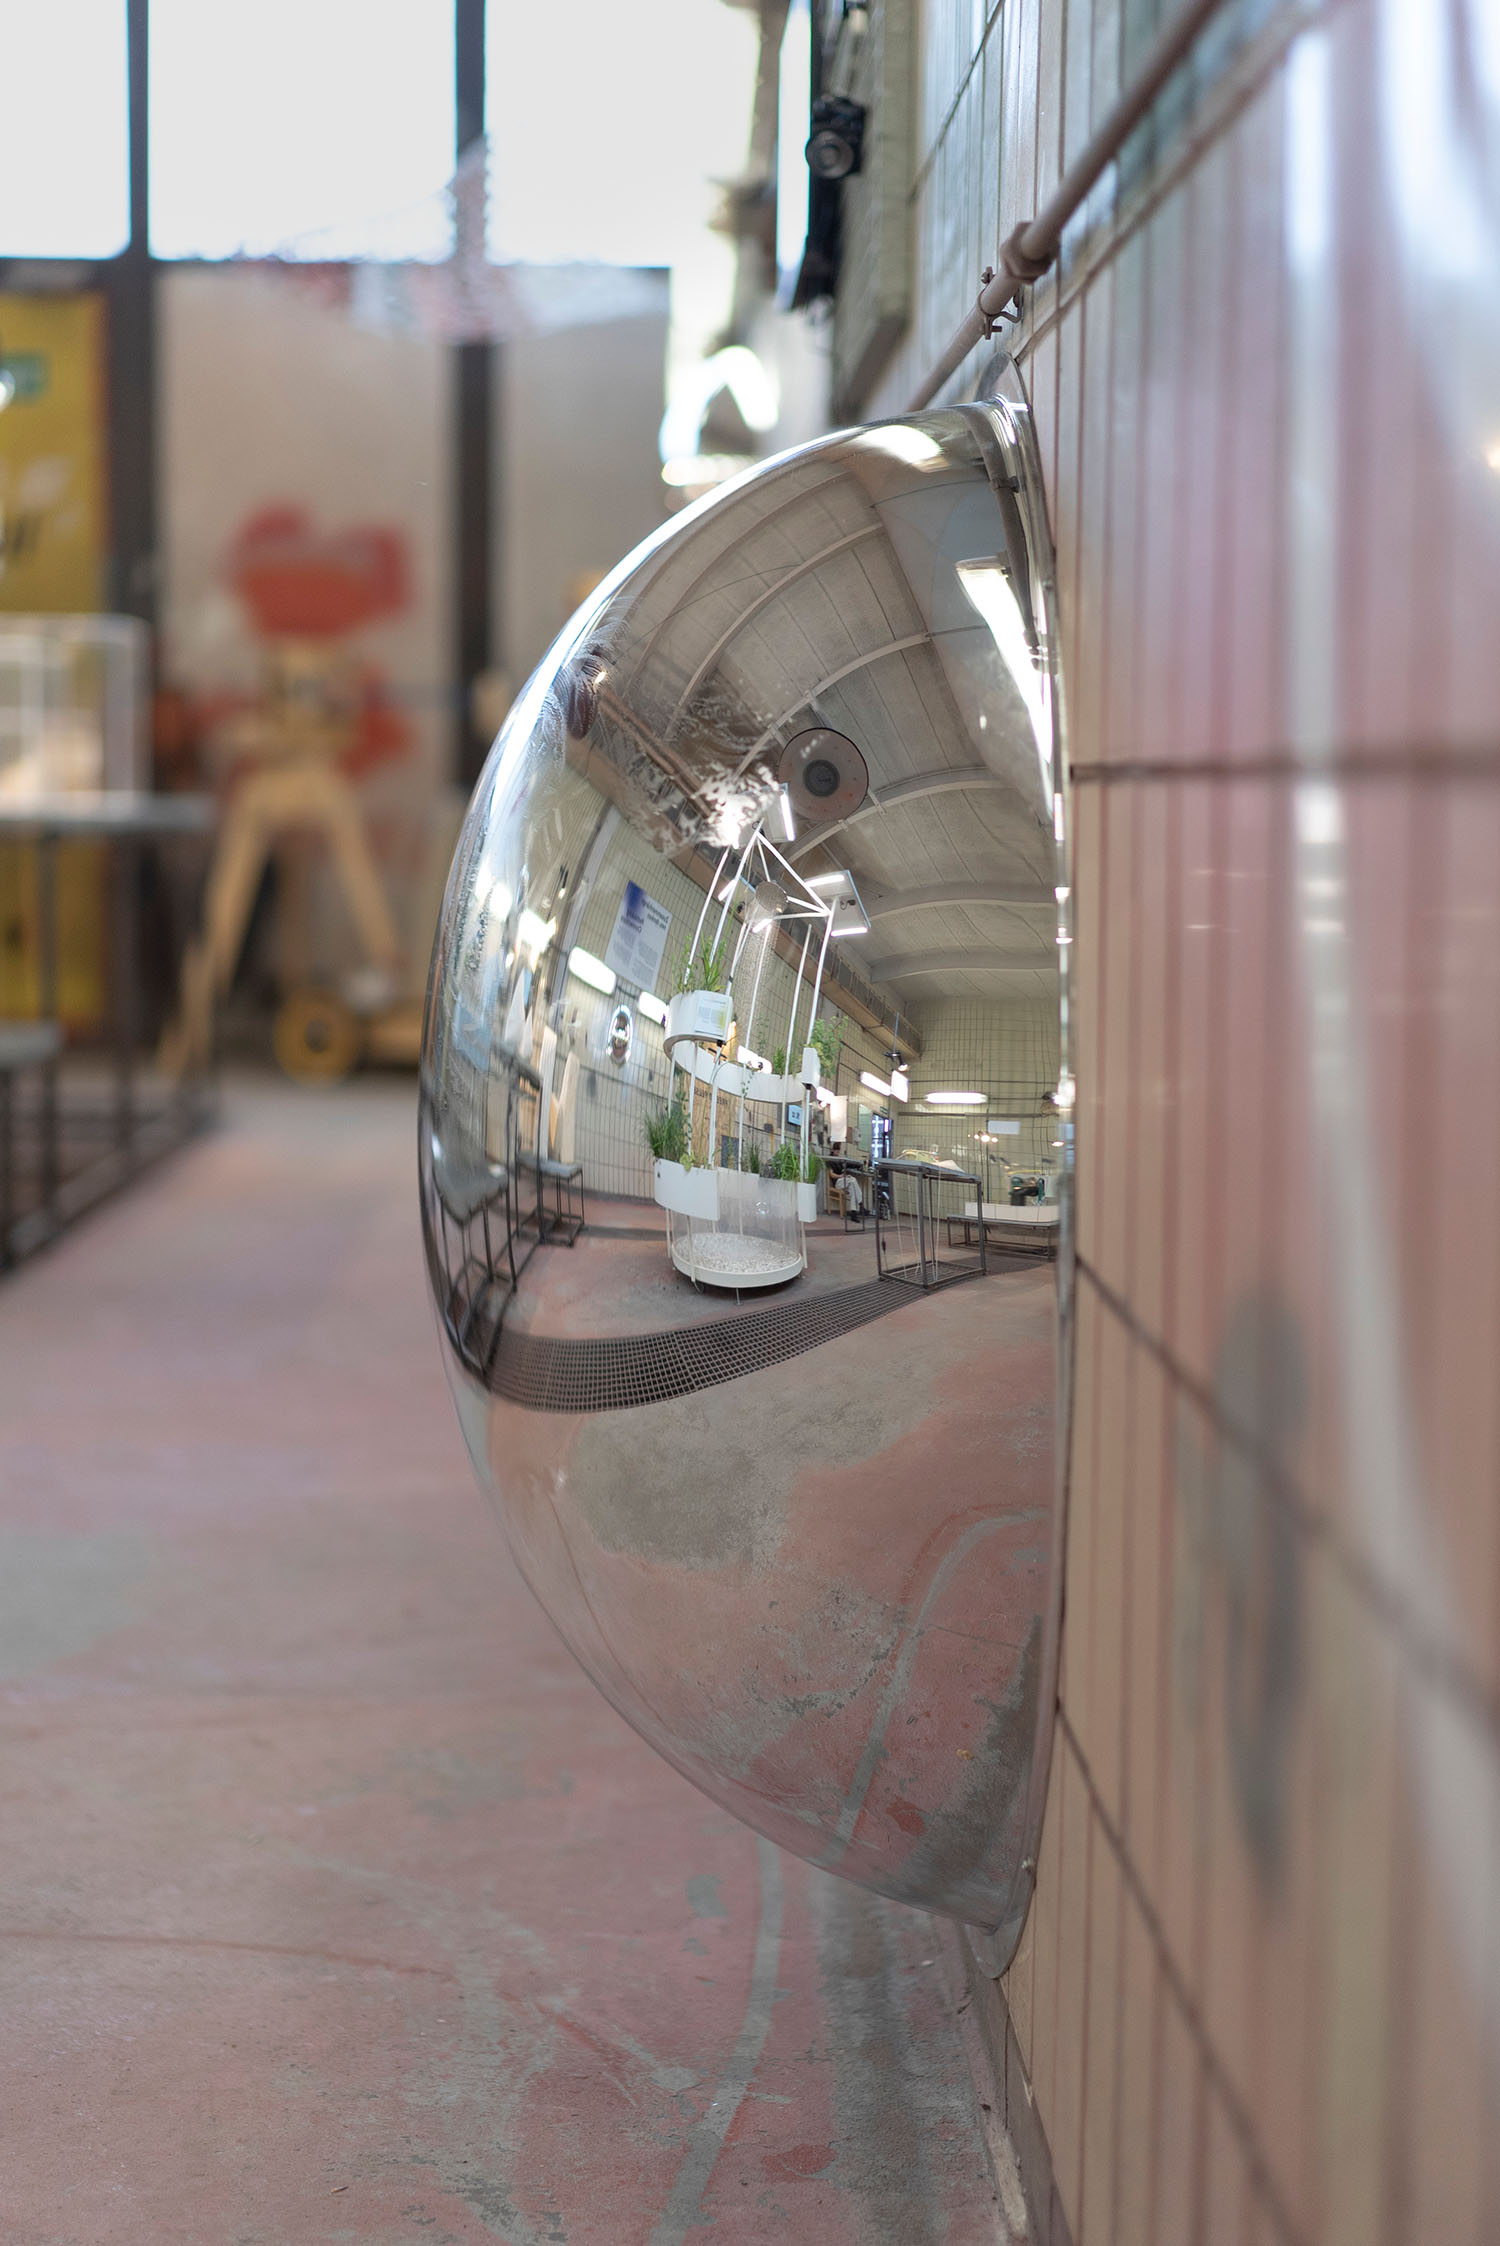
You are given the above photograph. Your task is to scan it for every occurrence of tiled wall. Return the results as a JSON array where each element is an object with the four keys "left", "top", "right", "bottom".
[
  {"left": 855, "top": 1, "right": 1500, "bottom": 2241},
  {"left": 893, "top": 994, "right": 1060, "bottom": 1178}
]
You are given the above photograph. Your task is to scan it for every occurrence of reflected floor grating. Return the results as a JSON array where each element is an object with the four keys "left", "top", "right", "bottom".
[{"left": 492, "top": 1276, "right": 916, "bottom": 1413}]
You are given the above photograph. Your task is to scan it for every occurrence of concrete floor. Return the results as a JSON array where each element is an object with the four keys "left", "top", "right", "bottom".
[{"left": 0, "top": 1079, "right": 1009, "bottom": 2246}]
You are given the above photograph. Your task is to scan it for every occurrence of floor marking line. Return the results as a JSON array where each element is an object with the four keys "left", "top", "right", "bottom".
[
  {"left": 817, "top": 1516, "right": 1007, "bottom": 1869},
  {"left": 649, "top": 1835, "right": 785, "bottom": 2246}
]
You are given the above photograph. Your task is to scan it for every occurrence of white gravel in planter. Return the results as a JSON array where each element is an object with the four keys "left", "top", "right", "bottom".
[{"left": 681, "top": 1231, "right": 801, "bottom": 1277}]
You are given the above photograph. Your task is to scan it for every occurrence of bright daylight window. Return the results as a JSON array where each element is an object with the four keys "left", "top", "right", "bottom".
[
  {"left": 484, "top": 0, "right": 756, "bottom": 267},
  {"left": 149, "top": 0, "right": 455, "bottom": 261},
  {"left": 0, "top": 1, "right": 131, "bottom": 258}
]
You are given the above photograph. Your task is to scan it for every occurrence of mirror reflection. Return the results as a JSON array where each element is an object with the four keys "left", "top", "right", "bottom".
[{"left": 421, "top": 388, "right": 1070, "bottom": 1945}]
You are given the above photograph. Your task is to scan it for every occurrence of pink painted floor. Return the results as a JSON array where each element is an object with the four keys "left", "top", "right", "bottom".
[{"left": 0, "top": 1079, "right": 1007, "bottom": 2246}]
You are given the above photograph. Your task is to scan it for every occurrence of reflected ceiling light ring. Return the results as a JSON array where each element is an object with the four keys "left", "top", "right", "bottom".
[
  {"left": 777, "top": 727, "right": 869, "bottom": 823},
  {"left": 419, "top": 378, "right": 1072, "bottom": 1961}
]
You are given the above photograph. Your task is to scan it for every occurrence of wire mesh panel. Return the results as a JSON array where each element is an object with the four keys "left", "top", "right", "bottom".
[
  {"left": 421, "top": 1041, "right": 542, "bottom": 1378},
  {"left": 873, "top": 1158, "right": 987, "bottom": 1289}
]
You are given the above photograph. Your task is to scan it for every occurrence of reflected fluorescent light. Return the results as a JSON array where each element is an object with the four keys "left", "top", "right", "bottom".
[
  {"left": 956, "top": 557, "right": 1051, "bottom": 793},
  {"left": 0, "top": 369, "right": 15, "bottom": 414},
  {"left": 860, "top": 1070, "right": 891, "bottom": 1097},
  {"left": 516, "top": 909, "right": 556, "bottom": 956},
  {"left": 778, "top": 785, "right": 796, "bottom": 841},
  {"left": 1486, "top": 437, "right": 1500, "bottom": 474},
  {"left": 832, "top": 918, "right": 867, "bottom": 938},
  {"left": 1295, "top": 783, "right": 1342, "bottom": 847},
  {"left": 662, "top": 452, "right": 753, "bottom": 488},
  {"left": 1053, "top": 792, "right": 1065, "bottom": 842},
  {"left": 1054, "top": 884, "right": 1070, "bottom": 901},
  {"left": 1057, "top": 931, "right": 1072, "bottom": 945},
  {"left": 926, "top": 1090, "right": 984, "bottom": 1106},
  {"left": 484, "top": 879, "right": 514, "bottom": 921},
  {"left": 806, "top": 869, "right": 849, "bottom": 890},
  {"left": 859, "top": 424, "right": 945, "bottom": 467},
  {"left": 888, "top": 1068, "right": 908, "bottom": 1101},
  {"left": 568, "top": 946, "right": 616, "bottom": 995},
  {"left": 638, "top": 991, "right": 668, "bottom": 1025},
  {"left": 1054, "top": 1074, "right": 1076, "bottom": 1110}
]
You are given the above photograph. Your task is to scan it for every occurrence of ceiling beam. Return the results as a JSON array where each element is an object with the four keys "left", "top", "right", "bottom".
[
  {"left": 859, "top": 946, "right": 1058, "bottom": 981},
  {"left": 787, "top": 765, "right": 1006, "bottom": 860},
  {"left": 864, "top": 880, "right": 1054, "bottom": 917},
  {"left": 667, "top": 523, "right": 885, "bottom": 732},
  {"left": 730, "top": 634, "right": 933, "bottom": 781}
]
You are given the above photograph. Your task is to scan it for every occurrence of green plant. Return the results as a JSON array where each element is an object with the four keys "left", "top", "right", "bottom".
[
  {"left": 770, "top": 1139, "right": 802, "bottom": 1182},
  {"left": 739, "top": 1140, "right": 761, "bottom": 1175},
  {"left": 645, "top": 1086, "right": 687, "bottom": 1163},
  {"left": 772, "top": 1045, "right": 787, "bottom": 1075},
  {"left": 675, "top": 918, "right": 735, "bottom": 995},
  {"left": 808, "top": 1015, "right": 842, "bottom": 1077},
  {"left": 803, "top": 1149, "right": 822, "bottom": 1185}
]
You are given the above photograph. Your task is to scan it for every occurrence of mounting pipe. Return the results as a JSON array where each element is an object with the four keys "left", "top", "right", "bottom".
[{"left": 907, "top": 0, "right": 1235, "bottom": 410}]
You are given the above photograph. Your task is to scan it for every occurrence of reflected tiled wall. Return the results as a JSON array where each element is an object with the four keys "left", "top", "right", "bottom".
[
  {"left": 894, "top": 995, "right": 1060, "bottom": 1178},
  {"left": 862, "top": 0, "right": 1500, "bottom": 2240}
]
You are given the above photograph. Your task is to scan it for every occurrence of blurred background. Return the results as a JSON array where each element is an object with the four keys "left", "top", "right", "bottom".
[{"left": 0, "top": 0, "right": 833, "bottom": 1173}]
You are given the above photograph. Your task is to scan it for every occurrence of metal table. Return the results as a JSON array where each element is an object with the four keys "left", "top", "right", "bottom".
[
  {"left": 945, "top": 1198, "right": 1061, "bottom": 1258},
  {"left": 0, "top": 792, "right": 215, "bottom": 1267},
  {"left": 874, "top": 1157, "right": 988, "bottom": 1290}
]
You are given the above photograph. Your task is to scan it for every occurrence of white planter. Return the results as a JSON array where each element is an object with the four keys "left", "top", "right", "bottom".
[
  {"left": 665, "top": 988, "right": 732, "bottom": 1049},
  {"left": 741, "top": 1072, "right": 796, "bottom": 1107},
  {"left": 653, "top": 1158, "right": 719, "bottom": 1218},
  {"left": 800, "top": 1046, "right": 821, "bottom": 1089},
  {"left": 796, "top": 1180, "right": 819, "bottom": 1224},
  {"left": 674, "top": 1045, "right": 751, "bottom": 1096}
]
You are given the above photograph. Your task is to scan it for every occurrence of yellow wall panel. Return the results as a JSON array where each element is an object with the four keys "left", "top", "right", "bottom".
[{"left": 0, "top": 292, "right": 108, "bottom": 615}]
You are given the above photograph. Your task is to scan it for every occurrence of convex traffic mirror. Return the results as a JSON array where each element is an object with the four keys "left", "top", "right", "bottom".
[{"left": 421, "top": 381, "right": 1071, "bottom": 1954}]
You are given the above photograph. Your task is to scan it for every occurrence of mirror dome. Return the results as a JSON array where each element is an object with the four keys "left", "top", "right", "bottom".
[{"left": 420, "top": 388, "right": 1070, "bottom": 1948}]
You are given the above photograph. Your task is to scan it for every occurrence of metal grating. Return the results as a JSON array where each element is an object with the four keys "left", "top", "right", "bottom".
[{"left": 491, "top": 1277, "right": 912, "bottom": 1414}]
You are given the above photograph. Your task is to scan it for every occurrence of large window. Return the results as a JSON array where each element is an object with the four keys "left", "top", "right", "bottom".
[
  {"left": 484, "top": 0, "right": 756, "bottom": 267},
  {"left": 0, "top": 1, "right": 131, "bottom": 258},
  {"left": 149, "top": 0, "right": 455, "bottom": 260}
]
